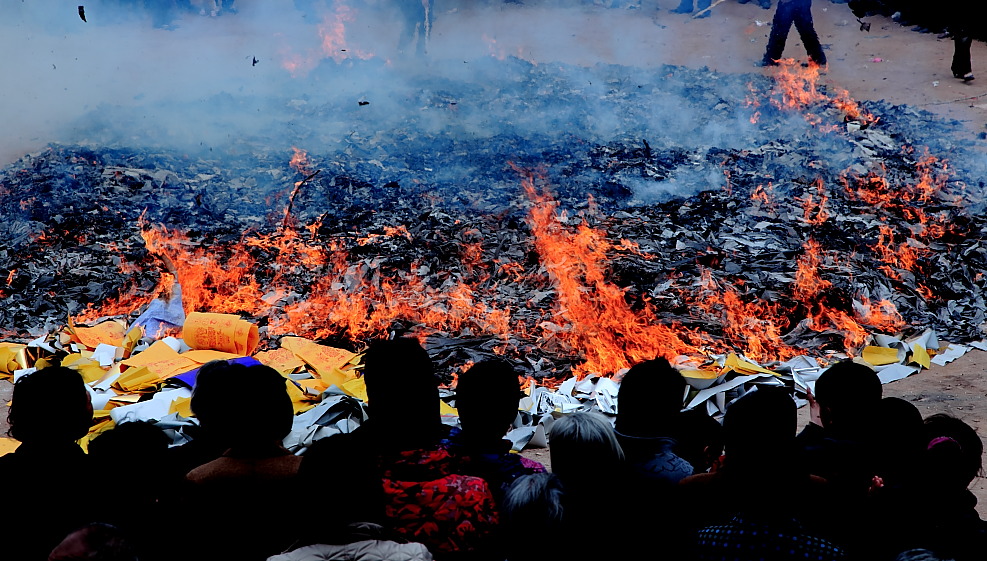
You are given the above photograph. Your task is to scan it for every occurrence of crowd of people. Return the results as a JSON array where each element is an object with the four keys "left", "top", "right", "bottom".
[{"left": 2, "top": 338, "right": 985, "bottom": 561}]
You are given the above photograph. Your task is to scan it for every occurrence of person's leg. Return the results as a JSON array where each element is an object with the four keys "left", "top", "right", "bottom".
[
  {"left": 793, "top": 0, "right": 826, "bottom": 64},
  {"left": 952, "top": 35, "right": 973, "bottom": 79},
  {"left": 763, "top": 1, "right": 796, "bottom": 64}
]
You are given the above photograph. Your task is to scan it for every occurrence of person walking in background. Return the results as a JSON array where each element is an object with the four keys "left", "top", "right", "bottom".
[
  {"left": 761, "top": 0, "right": 827, "bottom": 66},
  {"left": 948, "top": 1, "right": 974, "bottom": 81}
]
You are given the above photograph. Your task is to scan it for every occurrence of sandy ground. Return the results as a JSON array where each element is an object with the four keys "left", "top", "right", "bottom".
[{"left": 2, "top": 0, "right": 986, "bottom": 514}]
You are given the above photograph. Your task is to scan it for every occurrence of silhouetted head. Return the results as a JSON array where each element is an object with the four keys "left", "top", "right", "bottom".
[
  {"left": 871, "top": 397, "right": 925, "bottom": 484},
  {"left": 191, "top": 360, "right": 293, "bottom": 448},
  {"left": 814, "top": 360, "right": 882, "bottom": 434},
  {"left": 501, "top": 472, "right": 566, "bottom": 561},
  {"left": 456, "top": 359, "right": 523, "bottom": 441},
  {"left": 675, "top": 408, "right": 724, "bottom": 474},
  {"left": 615, "top": 357, "right": 685, "bottom": 437},
  {"left": 549, "top": 411, "right": 624, "bottom": 485},
  {"left": 8, "top": 366, "right": 92, "bottom": 444},
  {"left": 89, "top": 420, "right": 170, "bottom": 466},
  {"left": 362, "top": 338, "right": 439, "bottom": 436},
  {"left": 723, "top": 386, "right": 796, "bottom": 473},
  {"left": 48, "top": 523, "right": 138, "bottom": 561},
  {"left": 923, "top": 413, "right": 983, "bottom": 489}
]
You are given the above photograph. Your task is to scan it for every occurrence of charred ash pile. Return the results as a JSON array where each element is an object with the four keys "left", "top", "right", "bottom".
[{"left": 2, "top": 57, "right": 987, "bottom": 381}]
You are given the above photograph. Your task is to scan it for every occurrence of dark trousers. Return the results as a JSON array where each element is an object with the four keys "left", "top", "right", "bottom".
[
  {"left": 952, "top": 35, "right": 973, "bottom": 76},
  {"left": 397, "top": 0, "right": 432, "bottom": 56},
  {"left": 763, "top": 0, "right": 826, "bottom": 65}
]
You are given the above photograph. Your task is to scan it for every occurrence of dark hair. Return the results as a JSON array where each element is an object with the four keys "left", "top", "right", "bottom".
[
  {"left": 191, "top": 360, "right": 294, "bottom": 445},
  {"left": 615, "top": 357, "right": 685, "bottom": 437},
  {"left": 89, "top": 420, "right": 170, "bottom": 464},
  {"left": 8, "top": 366, "right": 92, "bottom": 443},
  {"left": 456, "top": 359, "right": 522, "bottom": 439},
  {"left": 923, "top": 413, "right": 984, "bottom": 487},
  {"left": 362, "top": 338, "right": 438, "bottom": 428},
  {"left": 871, "top": 397, "right": 925, "bottom": 484},
  {"left": 723, "top": 386, "right": 796, "bottom": 471},
  {"left": 814, "top": 360, "right": 882, "bottom": 431},
  {"left": 675, "top": 408, "right": 724, "bottom": 473}
]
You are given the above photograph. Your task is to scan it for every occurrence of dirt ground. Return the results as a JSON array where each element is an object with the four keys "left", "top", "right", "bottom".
[{"left": 2, "top": 0, "right": 986, "bottom": 514}]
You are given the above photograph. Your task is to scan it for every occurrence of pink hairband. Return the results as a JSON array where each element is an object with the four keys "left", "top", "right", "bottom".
[{"left": 928, "top": 436, "right": 961, "bottom": 451}]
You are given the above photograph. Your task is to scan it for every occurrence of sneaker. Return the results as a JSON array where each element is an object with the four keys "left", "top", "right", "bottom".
[{"left": 954, "top": 72, "right": 975, "bottom": 82}]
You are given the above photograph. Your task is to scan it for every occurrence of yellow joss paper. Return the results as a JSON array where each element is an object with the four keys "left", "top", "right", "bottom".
[
  {"left": 340, "top": 376, "right": 368, "bottom": 402},
  {"left": 285, "top": 380, "right": 318, "bottom": 414},
  {"left": 910, "top": 344, "right": 931, "bottom": 369},
  {"left": 440, "top": 400, "right": 458, "bottom": 416},
  {"left": 723, "top": 353, "right": 777, "bottom": 376},
  {"left": 120, "top": 340, "right": 199, "bottom": 382},
  {"left": 297, "top": 378, "right": 329, "bottom": 396},
  {"left": 169, "top": 396, "right": 193, "bottom": 418},
  {"left": 681, "top": 368, "right": 722, "bottom": 390},
  {"left": 862, "top": 345, "right": 901, "bottom": 366},
  {"left": 280, "top": 337, "right": 357, "bottom": 388},
  {"left": 113, "top": 365, "right": 162, "bottom": 392},
  {"left": 122, "top": 327, "right": 142, "bottom": 359},
  {"left": 0, "top": 343, "right": 26, "bottom": 377},
  {"left": 0, "top": 437, "right": 20, "bottom": 457},
  {"left": 70, "top": 319, "right": 127, "bottom": 349},
  {"left": 183, "top": 312, "right": 259, "bottom": 355},
  {"left": 183, "top": 349, "right": 240, "bottom": 364},
  {"left": 255, "top": 348, "right": 306, "bottom": 375},
  {"left": 63, "top": 354, "right": 108, "bottom": 384},
  {"left": 79, "top": 419, "right": 116, "bottom": 453}
]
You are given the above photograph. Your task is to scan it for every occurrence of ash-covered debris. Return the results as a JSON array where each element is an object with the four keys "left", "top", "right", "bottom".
[{"left": 2, "top": 60, "right": 986, "bottom": 379}]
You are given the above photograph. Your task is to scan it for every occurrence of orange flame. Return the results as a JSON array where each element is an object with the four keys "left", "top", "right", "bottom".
[
  {"left": 800, "top": 177, "right": 829, "bottom": 225},
  {"left": 519, "top": 167, "right": 700, "bottom": 375},
  {"left": 793, "top": 238, "right": 832, "bottom": 301}
]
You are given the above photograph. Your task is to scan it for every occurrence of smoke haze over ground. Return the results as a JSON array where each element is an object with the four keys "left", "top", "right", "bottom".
[{"left": 1, "top": 1, "right": 984, "bottom": 206}]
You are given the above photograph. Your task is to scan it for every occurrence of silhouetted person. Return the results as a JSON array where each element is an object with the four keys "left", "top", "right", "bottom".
[
  {"left": 797, "top": 360, "right": 883, "bottom": 555},
  {"left": 166, "top": 358, "right": 248, "bottom": 478},
  {"left": 445, "top": 359, "right": 546, "bottom": 506},
  {"left": 614, "top": 357, "right": 693, "bottom": 485},
  {"left": 684, "top": 387, "right": 846, "bottom": 560},
  {"left": 181, "top": 361, "right": 303, "bottom": 561},
  {"left": 301, "top": 338, "right": 499, "bottom": 560},
  {"left": 856, "top": 397, "right": 928, "bottom": 559},
  {"left": 547, "top": 411, "right": 636, "bottom": 558},
  {"left": 394, "top": 0, "right": 432, "bottom": 56},
  {"left": 907, "top": 414, "right": 987, "bottom": 561},
  {"left": 799, "top": 360, "right": 882, "bottom": 490},
  {"left": 88, "top": 421, "right": 171, "bottom": 561},
  {"left": 948, "top": 1, "right": 974, "bottom": 81},
  {"left": 1, "top": 366, "right": 94, "bottom": 560},
  {"left": 761, "top": 0, "right": 827, "bottom": 66},
  {"left": 676, "top": 408, "right": 724, "bottom": 475},
  {"left": 500, "top": 473, "right": 565, "bottom": 561}
]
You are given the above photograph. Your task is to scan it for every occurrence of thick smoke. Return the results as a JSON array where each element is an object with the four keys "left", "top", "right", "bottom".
[
  {"left": 0, "top": 2, "right": 774, "bottom": 179},
  {"left": 6, "top": 1, "right": 963, "bottom": 208}
]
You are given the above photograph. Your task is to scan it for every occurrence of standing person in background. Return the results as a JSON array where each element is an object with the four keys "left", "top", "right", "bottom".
[
  {"left": 949, "top": 1, "right": 974, "bottom": 81},
  {"left": 761, "top": 0, "right": 827, "bottom": 66},
  {"left": 395, "top": 0, "right": 432, "bottom": 56}
]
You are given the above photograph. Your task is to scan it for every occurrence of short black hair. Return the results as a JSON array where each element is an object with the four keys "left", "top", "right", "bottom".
[{"left": 8, "top": 366, "right": 92, "bottom": 443}]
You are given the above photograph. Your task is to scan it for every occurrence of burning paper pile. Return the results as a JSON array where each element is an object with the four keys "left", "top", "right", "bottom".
[{"left": 3, "top": 58, "right": 987, "bottom": 446}]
